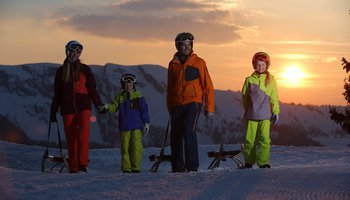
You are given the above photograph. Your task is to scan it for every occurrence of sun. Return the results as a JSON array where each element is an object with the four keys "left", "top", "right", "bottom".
[{"left": 280, "top": 65, "right": 306, "bottom": 87}]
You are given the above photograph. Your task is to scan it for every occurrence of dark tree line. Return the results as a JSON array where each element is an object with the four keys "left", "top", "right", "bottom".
[{"left": 329, "top": 57, "right": 350, "bottom": 134}]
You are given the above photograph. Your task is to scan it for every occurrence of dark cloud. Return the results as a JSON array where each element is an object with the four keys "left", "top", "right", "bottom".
[
  {"left": 57, "top": 0, "right": 241, "bottom": 44},
  {"left": 117, "top": 0, "right": 206, "bottom": 12}
]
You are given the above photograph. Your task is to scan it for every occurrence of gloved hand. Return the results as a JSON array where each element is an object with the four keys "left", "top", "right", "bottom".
[
  {"left": 143, "top": 123, "right": 150, "bottom": 134},
  {"left": 50, "top": 112, "right": 57, "bottom": 122},
  {"left": 98, "top": 104, "right": 108, "bottom": 113},
  {"left": 205, "top": 111, "right": 214, "bottom": 117},
  {"left": 270, "top": 114, "right": 279, "bottom": 124}
]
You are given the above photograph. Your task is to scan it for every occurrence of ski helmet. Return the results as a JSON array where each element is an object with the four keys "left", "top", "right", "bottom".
[
  {"left": 175, "top": 32, "right": 194, "bottom": 48},
  {"left": 120, "top": 73, "right": 137, "bottom": 88},
  {"left": 65, "top": 40, "right": 83, "bottom": 56},
  {"left": 252, "top": 52, "right": 270, "bottom": 68}
]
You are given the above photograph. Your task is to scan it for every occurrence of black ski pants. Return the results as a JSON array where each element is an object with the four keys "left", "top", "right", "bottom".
[{"left": 170, "top": 102, "right": 202, "bottom": 172}]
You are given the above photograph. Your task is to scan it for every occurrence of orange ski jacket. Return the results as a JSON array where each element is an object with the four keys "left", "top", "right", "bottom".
[{"left": 167, "top": 52, "right": 214, "bottom": 113}]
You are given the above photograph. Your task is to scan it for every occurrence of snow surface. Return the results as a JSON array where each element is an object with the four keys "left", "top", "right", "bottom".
[{"left": 0, "top": 140, "right": 349, "bottom": 200}]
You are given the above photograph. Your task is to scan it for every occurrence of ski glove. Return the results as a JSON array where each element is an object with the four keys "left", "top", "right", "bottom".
[
  {"left": 205, "top": 111, "right": 214, "bottom": 117},
  {"left": 270, "top": 114, "right": 279, "bottom": 124},
  {"left": 50, "top": 112, "right": 57, "bottom": 122},
  {"left": 143, "top": 123, "right": 150, "bottom": 134},
  {"left": 98, "top": 104, "right": 108, "bottom": 113}
]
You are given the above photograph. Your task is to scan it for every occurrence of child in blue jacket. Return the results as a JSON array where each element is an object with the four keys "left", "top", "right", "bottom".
[{"left": 99, "top": 73, "right": 150, "bottom": 173}]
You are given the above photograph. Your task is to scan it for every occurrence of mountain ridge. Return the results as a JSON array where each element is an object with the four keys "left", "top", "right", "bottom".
[{"left": 0, "top": 63, "right": 349, "bottom": 147}]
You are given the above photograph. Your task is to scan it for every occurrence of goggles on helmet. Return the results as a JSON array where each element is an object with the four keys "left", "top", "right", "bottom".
[
  {"left": 255, "top": 55, "right": 269, "bottom": 63},
  {"left": 175, "top": 32, "right": 194, "bottom": 43},
  {"left": 252, "top": 52, "right": 270, "bottom": 67},
  {"left": 121, "top": 74, "right": 137, "bottom": 83},
  {"left": 68, "top": 43, "right": 83, "bottom": 52}
]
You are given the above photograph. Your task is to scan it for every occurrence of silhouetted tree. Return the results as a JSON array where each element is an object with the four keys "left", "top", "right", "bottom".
[{"left": 329, "top": 57, "right": 350, "bottom": 134}]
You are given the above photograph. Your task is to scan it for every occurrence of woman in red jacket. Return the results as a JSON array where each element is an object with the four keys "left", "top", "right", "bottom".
[{"left": 50, "top": 40, "right": 103, "bottom": 173}]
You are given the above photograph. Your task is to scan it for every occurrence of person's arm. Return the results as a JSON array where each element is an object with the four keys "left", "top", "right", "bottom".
[
  {"left": 140, "top": 97, "right": 150, "bottom": 124},
  {"left": 167, "top": 63, "right": 174, "bottom": 112},
  {"left": 107, "top": 93, "right": 121, "bottom": 113},
  {"left": 50, "top": 68, "right": 61, "bottom": 122},
  {"left": 199, "top": 60, "right": 215, "bottom": 113},
  {"left": 241, "top": 78, "right": 249, "bottom": 111},
  {"left": 269, "top": 77, "right": 280, "bottom": 115},
  {"left": 85, "top": 65, "right": 103, "bottom": 108}
]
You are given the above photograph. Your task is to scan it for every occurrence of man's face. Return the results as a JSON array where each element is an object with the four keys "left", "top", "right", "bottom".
[
  {"left": 177, "top": 41, "right": 192, "bottom": 56},
  {"left": 123, "top": 82, "right": 134, "bottom": 93}
]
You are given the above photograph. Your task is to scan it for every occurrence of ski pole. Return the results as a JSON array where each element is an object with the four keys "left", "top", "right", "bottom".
[{"left": 160, "top": 116, "right": 171, "bottom": 156}]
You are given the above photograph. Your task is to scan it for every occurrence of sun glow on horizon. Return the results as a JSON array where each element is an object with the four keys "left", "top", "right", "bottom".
[{"left": 280, "top": 65, "right": 308, "bottom": 88}]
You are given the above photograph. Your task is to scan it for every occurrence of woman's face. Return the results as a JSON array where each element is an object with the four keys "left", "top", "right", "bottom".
[
  {"left": 254, "top": 60, "right": 267, "bottom": 73},
  {"left": 68, "top": 50, "right": 81, "bottom": 63},
  {"left": 123, "top": 82, "right": 134, "bottom": 93}
]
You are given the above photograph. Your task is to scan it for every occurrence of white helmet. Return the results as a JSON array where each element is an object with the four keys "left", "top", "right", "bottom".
[{"left": 65, "top": 40, "right": 83, "bottom": 56}]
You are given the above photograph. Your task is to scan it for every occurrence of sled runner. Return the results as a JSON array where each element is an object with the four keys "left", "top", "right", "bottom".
[
  {"left": 207, "top": 144, "right": 244, "bottom": 169},
  {"left": 41, "top": 121, "right": 69, "bottom": 173},
  {"left": 149, "top": 118, "right": 172, "bottom": 173}
]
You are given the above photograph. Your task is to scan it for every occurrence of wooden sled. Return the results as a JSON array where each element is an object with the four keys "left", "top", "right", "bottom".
[
  {"left": 149, "top": 148, "right": 172, "bottom": 173},
  {"left": 207, "top": 144, "right": 243, "bottom": 169},
  {"left": 41, "top": 121, "right": 69, "bottom": 173}
]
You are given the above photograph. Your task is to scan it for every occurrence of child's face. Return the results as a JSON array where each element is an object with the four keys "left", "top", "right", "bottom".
[
  {"left": 123, "top": 82, "right": 134, "bottom": 93},
  {"left": 254, "top": 60, "right": 267, "bottom": 73}
]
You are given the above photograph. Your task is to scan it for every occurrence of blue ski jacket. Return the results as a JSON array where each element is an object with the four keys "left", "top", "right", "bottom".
[{"left": 107, "top": 90, "right": 150, "bottom": 131}]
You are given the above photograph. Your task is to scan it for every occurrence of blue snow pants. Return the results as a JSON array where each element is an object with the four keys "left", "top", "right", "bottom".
[{"left": 170, "top": 102, "right": 202, "bottom": 172}]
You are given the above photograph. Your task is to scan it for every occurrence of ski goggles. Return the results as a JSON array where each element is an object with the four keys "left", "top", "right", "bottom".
[
  {"left": 68, "top": 43, "right": 83, "bottom": 52},
  {"left": 254, "top": 54, "right": 269, "bottom": 62},
  {"left": 253, "top": 55, "right": 270, "bottom": 66},
  {"left": 176, "top": 39, "right": 193, "bottom": 43},
  {"left": 121, "top": 75, "right": 137, "bottom": 83}
]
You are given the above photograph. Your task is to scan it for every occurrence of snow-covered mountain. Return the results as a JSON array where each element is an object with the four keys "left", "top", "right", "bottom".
[{"left": 0, "top": 63, "right": 349, "bottom": 147}]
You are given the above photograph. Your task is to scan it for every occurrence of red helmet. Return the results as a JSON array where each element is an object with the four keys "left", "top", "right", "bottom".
[{"left": 252, "top": 52, "right": 270, "bottom": 68}]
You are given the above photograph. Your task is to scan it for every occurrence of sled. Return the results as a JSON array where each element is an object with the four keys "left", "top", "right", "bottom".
[
  {"left": 149, "top": 118, "right": 172, "bottom": 173},
  {"left": 41, "top": 121, "right": 69, "bottom": 173},
  {"left": 207, "top": 144, "right": 244, "bottom": 169},
  {"left": 149, "top": 148, "right": 172, "bottom": 173}
]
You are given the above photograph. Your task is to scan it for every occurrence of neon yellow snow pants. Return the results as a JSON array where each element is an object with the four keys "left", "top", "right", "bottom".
[
  {"left": 120, "top": 129, "right": 143, "bottom": 172},
  {"left": 243, "top": 120, "right": 271, "bottom": 166}
]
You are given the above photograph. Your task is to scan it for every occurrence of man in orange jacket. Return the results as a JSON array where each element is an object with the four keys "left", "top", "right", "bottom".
[{"left": 167, "top": 32, "right": 215, "bottom": 172}]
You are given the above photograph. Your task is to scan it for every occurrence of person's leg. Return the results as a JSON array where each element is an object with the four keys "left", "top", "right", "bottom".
[
  {"left": 63, "top": 114, "right": 79, "bottom": 172},
  {"left": 129, "top": 129, "right": 143, "bottom": 172},
  {"left": 183, "top": 102, "right": 201, "bottom": 171},
  {"left": 77, "top": 109, "right": 91, "bottom": 171},
  {"left": 256, "top": 120, "right": 271, "bottom": 167},
  {"left": 120, "top": 131, "right": 132, "bottom": 172},
  {"left": 242, "top": 120, "right": 258, "bottom": 166},
  {"left": 170, "top": 105, "right": 185, "bottom": 172}
]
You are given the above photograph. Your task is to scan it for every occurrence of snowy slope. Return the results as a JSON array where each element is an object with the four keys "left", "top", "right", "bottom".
[
  {"left": 0, "top": 140, "right": 349, "bottom": 200},
  {"left": 0, "top": 63, "right": 349, "bottom": 147}
]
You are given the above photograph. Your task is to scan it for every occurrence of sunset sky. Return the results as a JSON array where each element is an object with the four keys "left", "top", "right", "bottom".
[{"left": 1, "top": 0, "right": 349, "bottom": 106}]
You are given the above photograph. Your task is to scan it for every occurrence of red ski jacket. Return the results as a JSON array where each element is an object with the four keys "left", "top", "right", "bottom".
[{"left": 51, "top": 60, "right": 103, "bottom": 115}]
